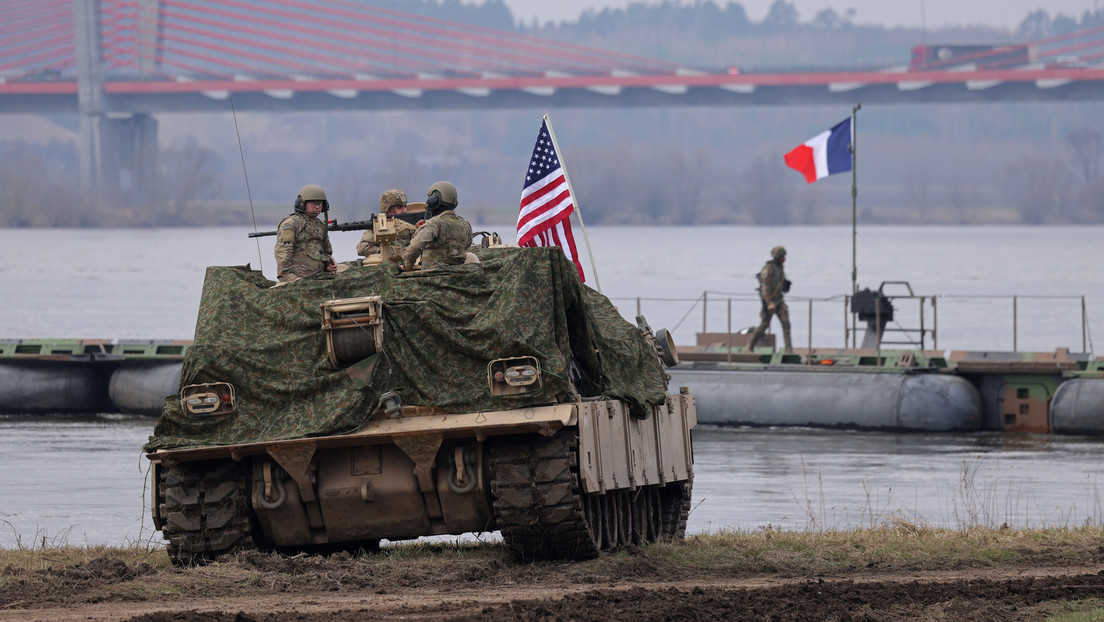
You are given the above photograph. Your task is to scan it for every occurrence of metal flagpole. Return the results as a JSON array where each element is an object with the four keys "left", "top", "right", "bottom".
[
  {"left": 850, "top": 102, "right": 861, "bottom": 347},
  {"left": 543, "top": 113, "right": 602, "bottom": 293},
  {"left": 851, "top": 103, "right": 860, "bottom": 296}
]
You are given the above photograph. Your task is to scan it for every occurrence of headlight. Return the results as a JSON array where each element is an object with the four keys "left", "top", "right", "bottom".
[
  {"left": 180, "top": 382, "right": 236, "bottom": 417},
  {"left": 504, "top": 365, "right": 538, "bottom": 386},
  {"left": 487, "top": 357, "right": 542, "bottom": 397}
]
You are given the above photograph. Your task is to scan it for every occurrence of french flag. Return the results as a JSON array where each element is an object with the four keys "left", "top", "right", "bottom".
[{"left": 783, "top": 117, "right": 852, "bottom": 184}]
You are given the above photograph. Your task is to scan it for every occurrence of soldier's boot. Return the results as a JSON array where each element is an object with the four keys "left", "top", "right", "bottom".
[
  {"left": 780, "top": 314, "right": 793, "bottom": 353},
  {"left": 748, "top": 310, "right": 771, "bottom": 352},
  {"left": 747, "top": 326, "right": 765, "bottom": 351}
]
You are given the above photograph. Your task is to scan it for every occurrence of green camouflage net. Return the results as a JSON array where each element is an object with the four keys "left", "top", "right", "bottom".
[{"left": 145, "top": 247, "right": 668, "bottom": 451}]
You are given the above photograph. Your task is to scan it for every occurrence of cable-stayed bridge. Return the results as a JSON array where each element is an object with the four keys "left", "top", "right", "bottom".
[{"left": 4, "top": 0, "right": 1104, "bottom": 199}]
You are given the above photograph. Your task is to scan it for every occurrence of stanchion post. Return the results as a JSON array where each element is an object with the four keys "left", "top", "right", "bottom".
[
  {"left": 727, "top": 299, "right": 732, "bottom": 364},
  {"left": 702, "top": 291, "right": 708, "bottom": 335},
  {"left": 1013, "top": 295, "right": 1018, "bottom": 352},
  {"left": 808, "top": 299, "right": 813, "bottom": 355}
]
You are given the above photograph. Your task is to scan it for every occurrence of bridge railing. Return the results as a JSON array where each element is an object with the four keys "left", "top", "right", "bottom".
[{"left": 608, "top": 290, "right": 1094, "bottom": 356}]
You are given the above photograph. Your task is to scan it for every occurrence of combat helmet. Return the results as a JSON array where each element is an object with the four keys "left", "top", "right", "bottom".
[
  {"left": 425, "top": 181, "right": 458, "bottom": 209},
  {"left": 379, "top": 189, "right": 407, "bottom": 213},
  {"left": 295, "top": 184, "right": 329, "bottom": 212},
  {"left": 771, "top": 245, "right": 787, "bottom": 260}
]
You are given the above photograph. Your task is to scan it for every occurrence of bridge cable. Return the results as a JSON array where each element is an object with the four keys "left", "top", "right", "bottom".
[{"left": 230, "top": 95, "right": 263, "bottom": 273}]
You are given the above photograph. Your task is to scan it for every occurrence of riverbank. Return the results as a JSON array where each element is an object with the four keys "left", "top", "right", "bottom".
[{"left": 3, "top": 527, "right": 1103, "bottom": 621}]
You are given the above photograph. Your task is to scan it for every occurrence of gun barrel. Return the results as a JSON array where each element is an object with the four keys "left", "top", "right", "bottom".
[
  {"left": 246, "top": 220, "right": 376, "bottom": 239},
  {"left": 326, "top": 220, "right": 375, "bottom": 232}
]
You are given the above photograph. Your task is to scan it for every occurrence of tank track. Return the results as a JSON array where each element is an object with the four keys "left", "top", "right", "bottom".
[
  {"left": 489, "top": 428, "right": 692, "bottom": 561},
  {"left": 159, "top": 459, "right": 255, "bottom": 565},
  {"left": 660, "top": 477, "right": 692, "bottom": 541}
]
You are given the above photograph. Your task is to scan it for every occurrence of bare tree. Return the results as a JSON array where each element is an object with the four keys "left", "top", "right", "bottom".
[
  {"left": 997, "top": 157, "right": 1075, "bottom": 224},
  {"left": 903, "top": 165, "right": 933, "bottom": 220},
  {"left": 945, "top": 175, "right": 981, "bottom": 224},
  {"left": 666, "top": 148, "right": 711, "bottom": 224},
  {"left": 1065, "top": 127, "right": 1104, "bottom": 187},
  {"left": 0, "top": 142, "right": 91, "bottom": 226},
  {"left": 1073, "top": 177, "right": 1104, "bottom": 222},
  {"left": 153, "top": 139, "right": 224, "bottom": 225},
  {"left": 326, "top": 160, "right": 377, "bottom": 220},
  {"left": 569, "top": 145, "right": 629, "bottom": 225},
  {"left": 0, "top": 146, "right": 47, "bottom": 226},
  {"left": 379, "top": 149, "right": 422, "bottom": 198},
  {"left": 741, "top": 156, "right": 794, "bottom": 225}
]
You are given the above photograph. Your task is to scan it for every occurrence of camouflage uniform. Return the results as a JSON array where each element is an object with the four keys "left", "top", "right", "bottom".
[
  {"left": 402, "top": 210, "right": 473, "bottom": 271},
  {"left": 358, "top": 189, "right": 415, "bottom": 257},
  {"left": 357, "top": 219, "right": 417, "bottom": 257},
  {"left": 274, "top": 211, "right": 333, "bottom": 283},
  {"left": 747, "top": 251, "right": 792, "bottom": 352}
]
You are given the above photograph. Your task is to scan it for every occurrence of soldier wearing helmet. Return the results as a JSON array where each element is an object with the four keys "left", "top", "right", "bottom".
[
  {"left": 747, "top": 245, "right": 792, "bottom": 353},
  {"left": 357, "top": 189, "right": 418, "bottom": 258},
  {"left": 402, "top": 181, "right": 472, "bottom": 271},
  {"left": 274, "top": 184, "right": 336, "bottom": 283}
]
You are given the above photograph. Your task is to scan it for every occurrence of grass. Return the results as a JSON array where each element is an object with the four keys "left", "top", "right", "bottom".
[
  {"left": 671, "top": 524, "right": 1104, "bottom": 574},
  {"left": 8, "top": 525, "right": 1101, "bottom": 576},
  {"left": 0, "top": 520, "right": 167, "bottom": 577},
  {"left": 1046, "top": 603, "right": 1104, "bottom": 622},
  {"left": 0, "top": 539, "right": 169, "bottom": 575},
  {"left": 3, "top": 527, "right": 1101, "bottom": 620}
]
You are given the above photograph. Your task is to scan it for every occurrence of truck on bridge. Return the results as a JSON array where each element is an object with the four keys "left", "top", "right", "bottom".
[{"left": 909, "top": 43, "right": 1037, "bottom": 71}]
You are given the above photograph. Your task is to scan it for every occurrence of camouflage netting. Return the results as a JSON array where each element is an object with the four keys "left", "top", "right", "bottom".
[{"left": 145, "top": 247, "right": 669, "bottom": 451}]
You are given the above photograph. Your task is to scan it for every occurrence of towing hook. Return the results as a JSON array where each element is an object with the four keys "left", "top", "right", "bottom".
[
  {"left": 256, "top": 461, "right": 287, "bottom": 510},
  {"left": 447, "top": 446, "right": 478, "bottom": 494}
]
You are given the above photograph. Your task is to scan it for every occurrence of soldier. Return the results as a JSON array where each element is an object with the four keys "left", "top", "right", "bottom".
[
  {"left": 747, "top": 245, "right": 792, "bottom": 353},
  {"left": 402, "top": 181, "right": 473, "bottom": 271},
  {"left": 274, "top": 184, "right": 336, "bottom": 283},
  {"left": 356, "top": 189, "right": 417, "bottom": 258}
]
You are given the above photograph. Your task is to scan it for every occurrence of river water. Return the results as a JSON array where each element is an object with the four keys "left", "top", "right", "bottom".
[{"left": 1, "top": 225, "right": 1102, "bottom": 548}]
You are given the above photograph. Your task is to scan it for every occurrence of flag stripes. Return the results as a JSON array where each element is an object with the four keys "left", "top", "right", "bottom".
[{"left": 517, "top": 117, "right": 585, "bottom": 282}]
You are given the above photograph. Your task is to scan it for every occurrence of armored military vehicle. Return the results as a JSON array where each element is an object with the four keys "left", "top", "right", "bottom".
[{"left": 144, "top": 246, "right": 695, "bottom": 564}]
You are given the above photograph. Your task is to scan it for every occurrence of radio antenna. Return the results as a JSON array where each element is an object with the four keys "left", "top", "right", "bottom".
[{"left": 231, "top": 95, "right": 263, "bottom": 272}]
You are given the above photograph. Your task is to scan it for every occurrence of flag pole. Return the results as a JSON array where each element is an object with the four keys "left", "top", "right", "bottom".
[
  {"left": 543, "top": 113, "right": 602, "bottom": 293},
  {"left": 850, "top": 102, "right": 861, "bottom": 347}
]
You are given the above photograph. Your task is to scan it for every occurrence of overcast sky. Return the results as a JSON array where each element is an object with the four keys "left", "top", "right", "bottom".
[{"left": 502, "top": 0, "right": 1100, "bottom": 30}]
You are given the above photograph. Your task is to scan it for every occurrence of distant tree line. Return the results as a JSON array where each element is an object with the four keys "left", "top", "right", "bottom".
[
  {"left": 4, "top": 1, "right": 1104, "bottom": 227},
  {"left": 357, "top": 0, "right": 514, "bottom": 31},
  {"left": 0, "top": 140, "right": 90, "bottom": 226},
  {"left": 532, "top": 1, "right": 854, "bottom": 36},
  {"left": 996, "top": 127, "right": 1104, "bottom": 224},
  {"left": 4, "top": 117, "right": 1102, "bottom": 227},
  {"left": 0, "top": 138, "right": 228, "bottom": 226},
  {"left": 560, "top": 137, "right": 1104, "bottom": 227},
  {"left": 352, "top": 0, "right": 1104, "bottom": 40}
]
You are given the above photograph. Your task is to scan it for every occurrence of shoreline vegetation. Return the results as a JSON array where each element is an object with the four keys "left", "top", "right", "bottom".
[
  {"left": 5, "top": 524, "right": 1103, "bottom": 572},
  {"left": 0, "top": 200, "right": 1066, "bottom": 229},
  {"left": 3, "top": 527, "right": 1104, "bottom": 620}
]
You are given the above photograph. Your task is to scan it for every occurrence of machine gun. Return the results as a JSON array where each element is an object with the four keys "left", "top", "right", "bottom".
[
  {"left": 246, "top": 219, "right": 364, "bottom": 238},
  {"left": 248, "top": 204, "right": 425, "bottom": 238},
  {"left": 850, "top": 285, "right": 895, "bottom": 349}
]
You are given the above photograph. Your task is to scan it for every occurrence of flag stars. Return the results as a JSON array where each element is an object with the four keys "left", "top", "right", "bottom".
[
  {"left": 523, "top": 123, "right": 563, "bottom": 181},
  {"left": 519, "top": 120, "right": 584, "bottom": 283}
]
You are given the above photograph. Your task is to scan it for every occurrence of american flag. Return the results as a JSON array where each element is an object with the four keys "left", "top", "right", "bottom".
[{"left": 517, "top": 117, "right": 585, "bottom": 282}]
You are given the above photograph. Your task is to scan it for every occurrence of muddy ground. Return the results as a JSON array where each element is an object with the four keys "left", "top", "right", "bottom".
[{"left": 3, "top": 545, "right": 1104, "bottom": 621}]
